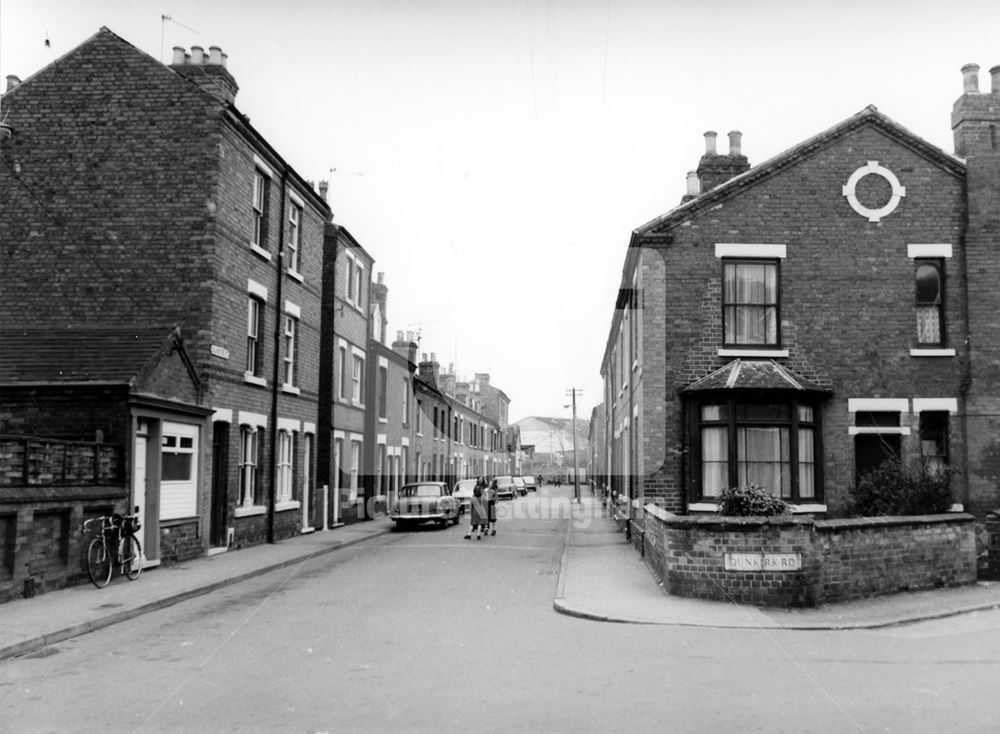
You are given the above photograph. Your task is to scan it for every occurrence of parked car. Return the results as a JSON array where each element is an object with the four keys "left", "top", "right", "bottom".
[
  {"left": 390, "top": 482, "right": 461, "bottom": 527},
  {"left": 512, "top": 476, "right": 527, "bottom": 496},
  {"left": 522, "top": 476, "right": 537, "bottom": 492},
  {"left": 452, "top": 479, "right": 478, "bottom": 515},
  {"left": 492, "top": 475, "right": 517, "bottom": 500}
]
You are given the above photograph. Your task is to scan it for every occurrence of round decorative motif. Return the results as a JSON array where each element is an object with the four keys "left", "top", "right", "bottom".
[{"left": 841, "top": 161, "right": 906, "bottom": 222}]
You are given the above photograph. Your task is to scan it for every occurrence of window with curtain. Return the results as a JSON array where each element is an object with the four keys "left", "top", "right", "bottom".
[
  {"left": 915, "top": 260, "right": 944, "bottom": 345},
  {"left": 919, "top": 411, "right": 949, "bottom": 476},
  {"left": 695, "top": 401, "right": 817, "bottom": 501},
  {"left": 723, "top": 260, "right": 779, "bottom": 346}
]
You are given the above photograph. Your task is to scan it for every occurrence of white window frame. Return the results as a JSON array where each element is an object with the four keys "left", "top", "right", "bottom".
[
  {"left": 287, "top": 194, "right": 303, "bottom": 276},
  {"left": 352, "top": 353, "right": 365, "bottom": 404},
  {"left": 282, "top": 302, "right": 300, "bottom": 393},
  {"left": 275, "top": 429, "right": 296, "bottom": 508},
  {"left": 250, "top": 160, "right": 272, "bottom": 260}
]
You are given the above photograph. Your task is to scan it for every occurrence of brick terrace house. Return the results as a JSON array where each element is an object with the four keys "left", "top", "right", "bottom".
[
  {"left": 0, "top": 28, "right": 331, "bottom": 568},
  {"left": 600, "top": 64, "right": 1000, "bottom": 531},
  {"left": 319, "top": 224, "right": 373, "bottom": 524}
]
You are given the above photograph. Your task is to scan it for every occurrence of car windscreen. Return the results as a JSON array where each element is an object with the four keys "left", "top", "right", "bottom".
[
  {"left": 455, "top": 481, "right": 477, "bottom": 492},
  {"left": 399, "top": 485, "right": 443, "bottom": 498}
]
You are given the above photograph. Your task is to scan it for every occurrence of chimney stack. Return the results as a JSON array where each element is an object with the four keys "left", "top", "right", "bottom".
[
  {"left": 392, "top": 330, "right": 418, "bottom": 366},
  {"left": 952, "top": 62, "right": 1000, "bottom": 157},
  {"left": 418, "top": 353, "right": 440, "bottom": 388},
  {"left": 695, "top": 128, "right": 750, "bottom": 192},
  {"left": 169, "top": 45, "right": 239, "bottom": 103}
]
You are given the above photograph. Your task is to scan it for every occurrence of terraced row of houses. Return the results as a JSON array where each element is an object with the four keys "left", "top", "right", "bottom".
[{"left": 0, "top": 27, "right": 517, "bottom": 602}]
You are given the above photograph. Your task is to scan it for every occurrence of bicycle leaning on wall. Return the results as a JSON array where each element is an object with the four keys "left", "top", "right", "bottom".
[{"left": 82, "top": 511, "right": 143, "bottom": 588}]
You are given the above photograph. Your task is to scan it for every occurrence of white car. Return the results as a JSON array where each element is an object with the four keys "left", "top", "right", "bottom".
[
  {"left": 390, "top": 482, "right": 461, "bottom": 528},
  {"left": 452, "top": 479, "right": 478, "bottom": 515}
]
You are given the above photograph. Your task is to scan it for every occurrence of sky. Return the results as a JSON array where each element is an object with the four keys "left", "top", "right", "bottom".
[{"left": 2, "top": 0, "right": 999, "bottom": 423}]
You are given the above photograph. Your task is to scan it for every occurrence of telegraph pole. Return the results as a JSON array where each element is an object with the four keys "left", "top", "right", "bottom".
[{"left": 565, "top": 388, "right": 581, "bottom": 504}]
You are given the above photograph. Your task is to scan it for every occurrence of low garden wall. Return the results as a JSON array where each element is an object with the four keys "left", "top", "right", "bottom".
[{"left": 641, "top": 504, "right": 977, "bottom": 607}]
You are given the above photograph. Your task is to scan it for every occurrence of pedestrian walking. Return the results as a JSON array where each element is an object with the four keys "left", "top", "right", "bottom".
[
  {"left": 485, "top": 478, "right": 498, "bottom": 536},
  {"left": 465, "top": 478, "right": 487, "bottom": 540}
]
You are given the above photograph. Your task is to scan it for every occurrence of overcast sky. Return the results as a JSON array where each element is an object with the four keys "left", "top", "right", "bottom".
[{"left": 3, "top": 0, "right": 999, "bottom": 422}]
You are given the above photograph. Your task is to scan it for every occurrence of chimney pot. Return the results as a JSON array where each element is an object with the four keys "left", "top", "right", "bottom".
[
  {"left": 685, "top": 171, "right": 701, "bottom": 197},
  {"left": 962, "top": 63, "right": 980, "bottom": 93},
  {"left": 171, "top": 46, "right": 186, "bottom": 65},
  {"left": 991, "top": 65, "right": 1000, "bottom": 94},
  {"left": 377, "top": 272, "right": 384, "bottom": 284},
  {"left": 318, "top": 180, "right": 329, "bottom": 201},
  {"left": 220, "top": 52, "right": 229, "bottom": 68},
  {"left": 209, "top": 46, "right": 223, "bottom": 65},
  {"left": 191, "top": 46, "right": 205, "bottom": 64},
  {"left": 431, "top": 352, "right": 437, "bottom": 362},
  {"left": 5, "top": 75, "right": 20, "bottom": 91},
  {"left": 421, "top": 353, "right": 428, "bottom": 362},
  {"left": 704, "top": 131, "right": 718, "bottom": 155},
  {"left": 407, "top": 330, "right": 415, "bottom": 342},
  {"left": 396, "top": 330, "right": 404, "bottom": 341},
  {"left": 728, "top": 130, "right": 743, "bottom": 157}
]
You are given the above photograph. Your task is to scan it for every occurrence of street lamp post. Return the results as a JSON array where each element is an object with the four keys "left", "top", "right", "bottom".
[{"left": 565, "top": 388, "right": 581, "bottom": 504}]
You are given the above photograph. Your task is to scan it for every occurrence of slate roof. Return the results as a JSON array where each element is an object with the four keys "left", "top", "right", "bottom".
[
  {"left": 0, "top": 327, "right": 182, "bottom": 385},
  {"left": 682, "top": 360, "right": 829, "bottom": 394}
]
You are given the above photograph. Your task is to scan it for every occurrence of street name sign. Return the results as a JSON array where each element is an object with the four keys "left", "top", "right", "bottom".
[{"left": 724, "top": 552, "right": 802, "bottom": 572}]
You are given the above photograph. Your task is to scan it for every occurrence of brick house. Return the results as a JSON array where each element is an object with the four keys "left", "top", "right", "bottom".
[
  {"left": 319, "top": 224, "right": 373, "bottom": 524},
  {"left": 600, "top": 63, "right": 1000, "bottom": 527},
  {"left": 0, "top": 28, "right": 331, "bottom": 574}
]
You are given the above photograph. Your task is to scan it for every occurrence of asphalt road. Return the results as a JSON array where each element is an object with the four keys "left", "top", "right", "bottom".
[{"left": 3, "top": 486, "right": 1000, "bottom": 733}]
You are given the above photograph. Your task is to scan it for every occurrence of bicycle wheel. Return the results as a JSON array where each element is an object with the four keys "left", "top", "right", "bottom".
[
  {"left": 123, "top": 536, "right": 142, "bottom": 580},
  {"left": 87, "top": 538, "right": 112, "bottom": 588}
]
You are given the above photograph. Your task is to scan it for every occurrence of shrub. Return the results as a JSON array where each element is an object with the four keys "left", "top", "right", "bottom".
[
  {"left": 848, "top": 459, "right": 955, "bottom": 516},
  {"left": 716, "top": 484, "right": 790, "bottom": 517}
]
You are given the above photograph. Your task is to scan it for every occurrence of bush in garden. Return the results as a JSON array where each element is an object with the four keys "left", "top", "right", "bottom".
[
  {"left": 715, "top": 484, "right": 790, "bottom": 517},
  {"left": 848, "top": 459, "right": 955, "bottom": 516}
]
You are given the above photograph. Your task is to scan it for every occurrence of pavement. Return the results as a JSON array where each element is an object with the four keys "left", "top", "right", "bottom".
[{"left": 4, "top": 495, "right": 1000, "bottom": 662}]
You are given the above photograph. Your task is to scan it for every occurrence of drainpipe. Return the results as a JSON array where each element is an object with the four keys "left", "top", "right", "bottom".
[{"left": 267, "top": 168, "right": 289, "bottom": 543}]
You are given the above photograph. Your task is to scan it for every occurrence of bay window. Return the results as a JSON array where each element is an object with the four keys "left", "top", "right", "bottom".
[{"left": 692, "top": 399, "right": 819, "bottom": 502}]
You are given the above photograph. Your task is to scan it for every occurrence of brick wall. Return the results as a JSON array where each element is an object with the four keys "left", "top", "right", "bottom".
[
  {"left": 642, "top": 505, "right": 976, "bottom": 606},
  {"left": 0, "top": 492, "right": 125, "bottom": 603}
]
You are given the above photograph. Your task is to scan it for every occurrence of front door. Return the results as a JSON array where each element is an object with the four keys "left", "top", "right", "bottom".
[
  {"left": 211, "top": 422, "right": 230, "bottom": 548},
  {"left": 133, "top": 421, "right": 159, "bottom": 566}
]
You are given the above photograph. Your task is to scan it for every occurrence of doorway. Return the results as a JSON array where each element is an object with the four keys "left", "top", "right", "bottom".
[{"left": 211, "top": 421, "right": 230, "bottom": 548}]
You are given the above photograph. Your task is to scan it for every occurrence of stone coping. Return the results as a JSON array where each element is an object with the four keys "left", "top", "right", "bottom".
[{"left": 643, "top": 504, "right": 975, "bottom": 530}]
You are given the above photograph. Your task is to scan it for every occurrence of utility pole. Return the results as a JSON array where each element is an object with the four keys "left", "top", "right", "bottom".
[{"left": 565, "top": 388, "right": 581, "bottom": 504}]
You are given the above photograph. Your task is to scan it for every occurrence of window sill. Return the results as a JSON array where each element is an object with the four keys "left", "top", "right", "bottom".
[
  {"left": 286, "top": 269, "right": 304, "bottom": 283},
  {"left": 909, "top": 348, "right": 955, "bottom": 357},
  {"left": 276, "top": 500, "right": 301, "bottom": 512},
  {"left": 281, "top": 384, "right": 301, "bottom": 395},
  {"left": 249, "top": 243, "right": 272, "bottom": 262},
  {"left": 849, "top": 427, "right": 912, "bottom": 436},
  {"left": 235, "top": 505, "right": 266, "bottom": 518},
  {"left": 718, "top": 348, "right": 789, "bottom": 358},
  {"left": 244, "top": 373, "right": 267, "bottom": 387},
  {"left": 378, "top": 417, "right": 387, "bottom": 424},
  {"left": 690, "top": 501, "right": 827, "bottom": 514}
]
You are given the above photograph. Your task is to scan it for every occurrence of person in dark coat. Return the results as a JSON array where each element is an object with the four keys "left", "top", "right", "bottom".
[
  {"left": 485, "top": 478, "right": 498, "bottom": 536},
  {"left": 465, "top": 478, "right": 486, "bottom": 540}
]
